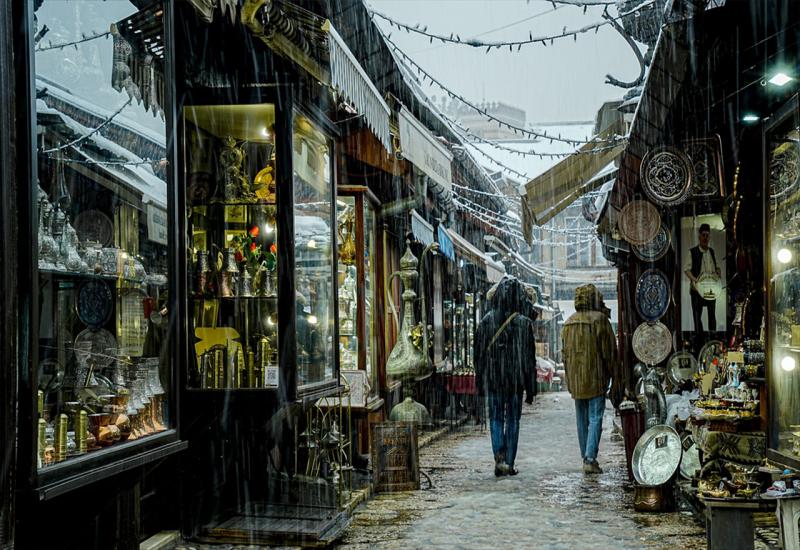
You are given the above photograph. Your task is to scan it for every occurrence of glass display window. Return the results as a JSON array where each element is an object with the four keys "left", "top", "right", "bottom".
[
  {"left": 184, "top": 103, "right": 280, "bottom": 390},
  {"left": 766, "top": 97, "right": 800, "bottom": 457},
  {"left": 33, "top": 1, "right": 173, "bottom": 469},
  {"left": 293, "top": 113, "right": 336, "bottom": 389}
]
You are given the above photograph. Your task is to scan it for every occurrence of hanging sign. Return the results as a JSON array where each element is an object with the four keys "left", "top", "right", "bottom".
[
  {"left": 399, "top": 106, "right": 453, "bottom": 192},
  {"left": 146, "top": 204, "right": 168, "bottom": 245},
  {"left": 372, "top": 422, "right": 420, "bottom": 492}
]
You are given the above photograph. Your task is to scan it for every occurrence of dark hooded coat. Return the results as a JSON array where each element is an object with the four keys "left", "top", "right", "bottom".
[{"left": 474, "top": 277, "right": 537, "bottom": 397}]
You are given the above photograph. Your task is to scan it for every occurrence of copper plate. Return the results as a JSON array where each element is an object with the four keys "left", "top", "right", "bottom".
[
  {"left": 640, "top": 146, "right": 693, "bottom": 206},
  {"left": 618, "top": 200, "right": 661, "bottom": 246},
  {"left": 633, "top": 321, "right": 672, "bottom": 366}
]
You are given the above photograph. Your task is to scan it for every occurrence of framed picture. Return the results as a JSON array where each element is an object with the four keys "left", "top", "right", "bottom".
[{"left": 680, "top": 214, "right": 727, "bottom": 335}]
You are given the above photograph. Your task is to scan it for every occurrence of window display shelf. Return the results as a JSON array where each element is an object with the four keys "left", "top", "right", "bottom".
[
  {"left": 39, "top": 267, "right": 167, "bottom": 287},
  {"left": 191, "top": 296, "right": 278, "bottom": 302}
]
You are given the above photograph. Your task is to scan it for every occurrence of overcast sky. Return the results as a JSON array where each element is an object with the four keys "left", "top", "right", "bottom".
[{"left": 368, "top": 0, "right": 643, "bottom": 124}]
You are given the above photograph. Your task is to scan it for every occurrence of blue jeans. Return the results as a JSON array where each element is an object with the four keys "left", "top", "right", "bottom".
[
  {"left": 488, "top": 393, "right": 522, "bottom": 467},
  {"left": 574, "top": 396, "right": 605, "bottom": 462}
]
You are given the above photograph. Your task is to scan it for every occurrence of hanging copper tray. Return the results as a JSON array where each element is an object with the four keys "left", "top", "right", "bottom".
[
  {"left": 636, "top": 269, "right": 671, "bottom": 322},
  {"left": 640, "top": 147, "right": 693, "bottom": 207},
  {"left": 633, "top": 321, "right": 672, "bottom": 366},
  {"left": 618, "top": 200, "right": 661, "bottom": 246},
  {"left": 632, "top": 224, "right": 671, "bottom": 262}
]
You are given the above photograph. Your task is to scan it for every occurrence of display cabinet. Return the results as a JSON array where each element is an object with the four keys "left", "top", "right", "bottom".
[
  {"left": 335, "top": 187, "right": 382, "bottom": 401},
  {"left": 24, "top": 0, "right": 186, "bottom": 498},
  {"left": 182, "top": 95, "right": 339, "bottom": 399},
  {"left": 765, "top": 95, "right": 800, "bottom": 460}
]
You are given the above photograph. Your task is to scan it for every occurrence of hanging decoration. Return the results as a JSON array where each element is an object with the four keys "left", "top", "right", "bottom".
[
  {"left": 640, "top": 146, "right": 693, "bottom": 207},
  {"left": 618, "top": 200, "right": 661, "bottom": 246},
  {"left": 635, "top": 268, "right": 670, "bottom": 322},
  {"left": 631, "top": 223, "right": 671, "bottom": 262}
]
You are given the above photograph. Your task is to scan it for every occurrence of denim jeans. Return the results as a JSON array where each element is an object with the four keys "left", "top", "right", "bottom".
[
  {"left": 574, "top": 395, "right": 605, "bottom": 461},
  {"left": 488, "top": 392, "right": 522, "bottom": 467}
]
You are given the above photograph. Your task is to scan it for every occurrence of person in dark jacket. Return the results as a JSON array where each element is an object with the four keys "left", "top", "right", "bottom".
[{"left": 474, "top": 276, "right": 537, "bottom": 476}]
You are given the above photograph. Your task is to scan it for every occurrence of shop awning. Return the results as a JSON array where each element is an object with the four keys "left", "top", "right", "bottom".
[
  {"left": 411, "top": 209, "right": 434, "bottom": 247},
  {"left": 437, "top": 225, "right": 455, "bottom": 261},
  {"left": 445, "top": 228, "right": 507, "bottom": 283},
  {"left": 520, "top": 134, "right": 625, "bottom": 242},
  {"left": 398, "top": 105, "right": 453, "bottom": 193}
]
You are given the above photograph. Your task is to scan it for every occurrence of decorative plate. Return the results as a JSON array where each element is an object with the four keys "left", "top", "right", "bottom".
[
  {"left": 632, "top": 425, "right": 682, "bottom": 486},
  {"left": 636, "top": 269, "right": 671, "bottom": 321},
  {"left": 769, "top": 141, "right": 800, "bottom": 199},
  {"left": 73, "top": 210, "right": 114, "bottom": 247},
  {"left": 684, "top": 137, "right": 723, "bottom": 198},
  {"left": 695, "top": 274, "right": 723, "bottom": 301},
  {"left": 666, "top": 351, "right": 698, "bottom": 386},
  {"left": 698, "top": 340, "right": 725, "bottom": 379},
  {"left": 74, "top": 328, "right": 116, "bottom": 368},
  {"left": 633, "top": 321, "right": 672, "bottom": 366},
  {"left": 632, "top": 224, "right": 671, "bottom": 262},
  {"left": 640, "top": 147, "right": 693, "bottom": 206},
  {"left": 618, "top": 200, "right": 661, "bottom": 246},
  {"left": 76, "top": 280, "right": 113, "bottom": 328}
]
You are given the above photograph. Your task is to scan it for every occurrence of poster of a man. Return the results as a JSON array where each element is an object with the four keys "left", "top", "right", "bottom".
[{"left": 680, "top": 215, "right": 726, "bottom": 338}]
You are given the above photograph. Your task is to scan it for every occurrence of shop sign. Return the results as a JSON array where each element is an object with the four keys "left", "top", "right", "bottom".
[
  {"left": 372, "top": 422, "right": 420, "bottom": 492},
  {"left": 399, "top": 106, "right": 453, "bottom": 192},
  {"left": 146, "top": 203, "right": 168, "bottom": 245}
]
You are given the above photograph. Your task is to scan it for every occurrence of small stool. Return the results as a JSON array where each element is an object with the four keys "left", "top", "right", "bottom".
[{"left": 776, "top": 496, "right": 800, "bottom": 550}]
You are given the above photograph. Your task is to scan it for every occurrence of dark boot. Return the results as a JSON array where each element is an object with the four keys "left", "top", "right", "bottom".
[{"left": 495, "top": 453, "right": 510, "bottom": 477}]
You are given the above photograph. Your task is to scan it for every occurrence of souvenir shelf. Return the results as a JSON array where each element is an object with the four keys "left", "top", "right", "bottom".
[
  {"left": 765, "top": 95, "right": 800, "bottom": 466},
  {"left": 182, "top": 101, "right": 338, "bottom": 396},
  {"left": 335, "top": 187, "right": 382, "bottom": 405}
]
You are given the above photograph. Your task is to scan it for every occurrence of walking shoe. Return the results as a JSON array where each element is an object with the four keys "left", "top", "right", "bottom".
[
  {"left": 508, "top": 467, "right": 519, "bottom": 476},
  {"left": 494, "top": 454, "right": 511, "bottom": 477},
  {"left": 583, "top": 460, "right": 603, "bottom": 475}
]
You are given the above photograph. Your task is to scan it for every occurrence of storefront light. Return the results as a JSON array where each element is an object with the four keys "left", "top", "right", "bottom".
[
  {"left": 307, "top": 239, "right": 317, "bottom": 249},
  {"left": 781, "top": 356, "right": 797, "bottom": 372},
  {"left": 778, "top": 247, "right": 793, "bottom": 264},
  {"left": 307, "top": 314, "right": 318, "bottom": 325},
  {"left": 742, "top": 113, "right": 760, "bottom": 123},
  {"left": 769, "top": 72, "right": 793, "bottom": 86},
  {"left": 260, "top": 127, "right": 270, "bottom": 138},
  {"left": 263, "top": 223, "right": 273, "bottom": 235}
]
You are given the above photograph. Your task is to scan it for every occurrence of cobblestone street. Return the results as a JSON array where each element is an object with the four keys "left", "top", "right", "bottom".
[{"left": 338, "top": 392, "right": 707, "bottom": 549}]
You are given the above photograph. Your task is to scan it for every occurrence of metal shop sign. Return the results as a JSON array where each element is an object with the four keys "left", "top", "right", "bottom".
[
  {"left": 399, "top": 106, "right": 453, "bottom": 192},
  {"left": 372, "top": 422, "right": 420, "bottom": 492},
  {"left": 146, "top": 203, "right": 168, "bottom": 245}
]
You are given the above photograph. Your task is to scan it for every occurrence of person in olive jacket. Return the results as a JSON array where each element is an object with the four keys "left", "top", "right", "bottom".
[
  {"left": 562, "top": 284, "right": 618, "bottom": 475},
  {"left": 474, "top": 276, "right": 537, "bottom": 477}
]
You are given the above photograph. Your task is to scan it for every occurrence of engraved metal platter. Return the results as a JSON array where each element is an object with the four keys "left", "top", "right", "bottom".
[
  {"left": 633, "top": 321, "right": 672, "bottom": 366},
  {"left": 74, "top": 210, "right": 114, "bottom": 247},
  {"left": 618, "top": 200, "right": 661, "bottom": 246},
  {"left": 641, "top": 147, "right": 693, "bottom": 206},
  {"left": 632, "top": 425, "right": 682, "bottom": 486},
  {"left": 74, "top": 328, "right": 116, "bottom": 369},
  {"left": 636, "top": 269, "right": 671, "bottom": 322},
  {"left": 666, "top": 351, "right": 698, "bottom": 386},
  {"left": 769, "top": 141, "right": 800, "bottom": 200},
  {"left": 695, "top": 274, "right": 722, "bottom": 301},
  {"left": 632, "top": 224, "right": 671, "bottom": 262},
  {"left": 76, "top": 280, "right": 113, "bottom": 328}
]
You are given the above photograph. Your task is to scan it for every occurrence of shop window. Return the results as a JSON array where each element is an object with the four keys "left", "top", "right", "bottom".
[{"left": 34, "top": 1, "right": 171, "bottom": 467}]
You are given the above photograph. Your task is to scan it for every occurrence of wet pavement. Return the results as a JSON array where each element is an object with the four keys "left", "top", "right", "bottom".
[{"left": 338, "top": 392, "right": 708, "bottom": 550}]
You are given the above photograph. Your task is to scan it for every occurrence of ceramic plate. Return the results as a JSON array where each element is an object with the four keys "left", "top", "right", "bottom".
[
  {"left": 632, "top": 425, "right": 682, "bottom": 486},
  {"left": 666, "top": 351, "right": 698, "bottom": 386},
  {"left": 76, "top": 280, "right": 113, "bottom": 328},
  {"left": 74, "top": 210, "right": 114, "bottom": 247},
  {"left": 74, "top": 328, "right": 116, "bottom": 368},
  {"left": 632, "top": 224, "right": 671, "bottom": 262},
  {"left": 641, "top": 147, "right": 693, "bottom": 207},
  {"left": 633, "top": 321, "right": 672, "bottom": 366},
  {"left": 618, "top": 200, "right": 661, "bottom": 246},
  {"left": 636, "top": 269, "right": 671, "bottom": 322},
  {"left": 695, "top": 274, "right": 723, "bottom": 301}
]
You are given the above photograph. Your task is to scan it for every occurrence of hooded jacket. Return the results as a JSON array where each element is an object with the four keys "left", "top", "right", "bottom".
[
  {"left": 562, "top": 284, "right": 618, "bottom": 400},
  {"left": 474, "top": 277, "right": 537, "bottom": 397}
]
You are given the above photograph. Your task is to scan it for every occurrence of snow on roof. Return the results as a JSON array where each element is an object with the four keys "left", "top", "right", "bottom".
[
  {"left": 470, "top": 122, "right": 597, "bottom": 186},
  {"left": 37, "top": 99, "right": 167, "bottom": 207}
]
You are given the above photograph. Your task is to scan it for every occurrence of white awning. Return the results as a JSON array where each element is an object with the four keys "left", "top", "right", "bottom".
[
  {"left": 326, "top": 23, "right": 392, "bottom": 152},
  {"left": 411, "top": 209, "right": 435, "bottom": 247},
  {"left": 398, "top": 105, "right": 453, "bottom": 193},
  {"left": 444, "top": 227, "right": 506, "bottom": 283}
]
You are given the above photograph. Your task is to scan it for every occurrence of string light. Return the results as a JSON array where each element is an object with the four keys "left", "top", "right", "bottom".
[
  {"left": 53, "top": 156, "right": 167, "bottom": 169},
  {"left": 370, "top": 2, "right": 651, "bottom": 52},
  {"left": 40, "top": 97, "right": 134, "bottom": 154},
  {"left": 35, "top": 31, "right": 111, "bottom": 52},
  {"left": 380, "top": 31, "right": 625, "bottom": 146}
]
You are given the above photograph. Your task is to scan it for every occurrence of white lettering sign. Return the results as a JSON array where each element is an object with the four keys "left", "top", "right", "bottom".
[
  {"left": 399, "top": 106, "right": 453, "bottom": 191},
  {"left": 146, "top": 204, "right": 168, "bottom": 245}
]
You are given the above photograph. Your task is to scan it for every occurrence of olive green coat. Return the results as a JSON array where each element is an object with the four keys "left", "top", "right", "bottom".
[{"left": 562, "top": 309, "right": 618, "bottom": 400}]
